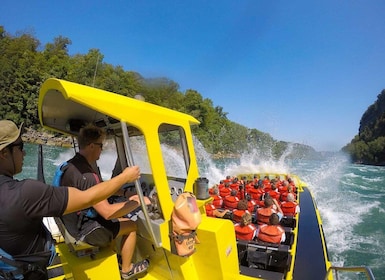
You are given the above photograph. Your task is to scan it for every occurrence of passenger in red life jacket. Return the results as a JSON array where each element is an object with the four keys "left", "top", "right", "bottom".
[
  {"left": 234, "top": 212, "right": 257, "bottom": 241},
  {"left": 209, "top": 183, "right": 219, "bottom": 195},
  {"left": 237, "top": 184, "right": 246, "bottom": 200},
  {"left": 280, "top": 184, "right": 297, "bottom": 202},
  {"left": 253, "top": 174, "right": 260, "bottom": 184},
  {"left": 255, "top": 213, "right": 286, "bottom": 244},
  {"left": 262, "top": 176, "right": 271, "bottom": 191},
  {"left": 286, "top": 175, "right": 297, "bottom": 193},
  {"left": 280, "top": 193, "right": 300, "bottom": 217},
  {"left": 209, "top": 186, "right": 224, "bottom": 208},
  {"left": 239, "top": 176, "right": 247, "bottom": 186},
  {"left": 232, "top": 199, "right": 249, "bottom": 223},
  {"left": 256, "top": 196, "right": 283, "bottom": 225},
  {"left": 219, "top": 182, "right": 231, "bottom": 198},
  {"left": 245, "top": 180, "right": 254, "bottom": 194},
  {"left": 267, "top": 183, "right": 280, "bottom": 201},
  {"left": 278, "top": 180, "right": 289, "bottom": 194},
  {"left": 249, "top": 180, "right": 265, "bottom": 203},
  {"left": 230, "top": 177, "right": 240, "bottom": 192},
  {"left": 245, "top": 193, "right": 257, "bottom": 213},
  {"left": 223, "top": 175, "right": 233, "bottom": 184},
  {"left": 275, "top": 175, "right": 283, "bottom": 188},
  {"left": 223, "top": 190, "right": 240, "bottom": 210},
  {"left": 205, "top": 203, "right": 230, "bottom": 218}
]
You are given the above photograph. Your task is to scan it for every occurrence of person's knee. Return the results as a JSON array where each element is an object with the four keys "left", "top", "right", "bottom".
[{"left": 119, "top": 220, "right": 137, "bottom": 235}]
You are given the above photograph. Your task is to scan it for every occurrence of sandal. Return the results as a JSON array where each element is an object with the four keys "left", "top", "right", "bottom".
[{"left": 120, "top": 259, "right": 149, "bottom": 280}]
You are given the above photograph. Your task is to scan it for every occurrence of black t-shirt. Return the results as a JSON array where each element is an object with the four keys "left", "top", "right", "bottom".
[
  {"left": 60, "top": 153, "right": 119, "bottom": 239},
  {"left": 0, "top": 175, "right": 68, "bottom": 256}
]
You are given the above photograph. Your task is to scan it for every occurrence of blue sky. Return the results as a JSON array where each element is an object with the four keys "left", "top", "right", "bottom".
[{"left": 3, "top": 1, "right": 385, "bottom": 151}]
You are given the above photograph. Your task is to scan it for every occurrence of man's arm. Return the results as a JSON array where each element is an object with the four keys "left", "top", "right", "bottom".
[
  {"left": 63, "top": 166, "right": 140, "bottom": 215},
  {"left": 93, "top": 194, "right": 151, "bottom": 220}
]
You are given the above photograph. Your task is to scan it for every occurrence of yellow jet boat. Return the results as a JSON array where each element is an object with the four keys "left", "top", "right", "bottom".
[{"left": 38, "top": 78, "right": 375, "bottom": 280}]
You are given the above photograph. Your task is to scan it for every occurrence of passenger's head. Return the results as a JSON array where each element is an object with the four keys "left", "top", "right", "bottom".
[
  {"left": 237, "top": 199, "right": 248, "bottom": 210},
  {"left": 269, "top": 213, "right": 280, "bottom": 225},
  {"left": 240, "top": 212, "right": 252, "bottom": 226},
  {"left": 0, "top": 120, "right": 24, "bottom": 152},
  {"left": 287, "top": 193, "right": 295, "bottom": 202},
  {"left": 0, "top": 120, "right": 25, "bottom": 175},
  {"left": 77, "top": 123, "right": 106, "bottom": 160},
  {"left": 264, "top": 196, "right": 273, "bottom": 207}
]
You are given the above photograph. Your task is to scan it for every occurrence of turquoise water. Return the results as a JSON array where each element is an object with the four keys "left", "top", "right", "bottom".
[{"left": 17, "top": 143, "right": 385, "bottom": 279}]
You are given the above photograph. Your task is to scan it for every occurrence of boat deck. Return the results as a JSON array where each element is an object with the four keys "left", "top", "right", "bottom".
[{"left": 293, "top": 187, "right": 328, "bottom": 279}]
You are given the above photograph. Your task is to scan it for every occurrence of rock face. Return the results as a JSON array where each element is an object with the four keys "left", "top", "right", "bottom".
[{"left": 22, "top": 127, "right": 73, "bottom": 148}]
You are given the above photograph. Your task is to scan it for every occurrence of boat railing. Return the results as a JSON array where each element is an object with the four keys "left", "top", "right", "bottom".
[{"left": 324, "top": 266, "right": 375, "bottom": 280}]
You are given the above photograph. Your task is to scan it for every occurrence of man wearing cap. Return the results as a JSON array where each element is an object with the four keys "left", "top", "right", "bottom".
[{"left": 0, "top": 120, "right": 141, "bottom": 280}]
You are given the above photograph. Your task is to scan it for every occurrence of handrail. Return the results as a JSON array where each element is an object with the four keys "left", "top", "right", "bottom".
[{"left": 324, "top": 266, "right": 375, "bottom": 280}]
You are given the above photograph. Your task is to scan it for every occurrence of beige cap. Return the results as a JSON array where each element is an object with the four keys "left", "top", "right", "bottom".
[{"left": 0, "top": 120, "right": 24, "bottom": 151}]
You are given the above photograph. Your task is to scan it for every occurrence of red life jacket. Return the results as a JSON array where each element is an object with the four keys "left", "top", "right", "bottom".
[
  {"left": 234, "top": 223, "right": 257, "bottom": 241},
  {"left": 268, "top": 190, "right": 280, "bottom": 201},
  {"left": 211, "top": 194, "right": 223, "bottom": 208},
  {"left": 247, "top": 199, "right": 257, "bottom": 213},
  {"left": 232, "top": 209, "right": 250, "bottom": 223},
  {"left": 256, "top": 207, "right": 274, "bottom": 225},
  {"left": 281, "top": 201, "right": 298, "bottom": 216},
  {"left": 205, "top": 204, "right": 216, "bottom": 217},
  {"left": 280, "top": 192, "right": 297, "bottom": 202},
  {"left": 223, "top": 196, "right": 239, "bottom": 210},
  {"left": 230, "top": 183, "right": 240, "bottom": 191},
  {"left": 219, "top": 187, "right": 231, "bottom": 198},
  {"left": 263, "top": 179, "right": 271, "bottom": 189},
  {"left": 237, "top": 189, "right": 245, "bottom": 200},
  {"left": 249, "top": 188, "right": 264, "bottom": 201},
  {"left": 278, "top": 185, "right": 288, "bottom": 193},
  {"left": 257, "top": 224, "right": 285, "bottom": 244}
]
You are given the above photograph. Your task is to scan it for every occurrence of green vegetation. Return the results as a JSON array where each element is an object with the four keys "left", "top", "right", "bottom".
[
  {"left": 0, "top": 26, "right": 316, "bottom": 159},
  {"left": 343, "top": 90, "right": 385, "bottom": 165}
]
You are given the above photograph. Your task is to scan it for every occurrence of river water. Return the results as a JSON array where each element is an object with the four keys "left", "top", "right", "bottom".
[{"left": 16, "top": 143, "right": 385, "bottom": 279}]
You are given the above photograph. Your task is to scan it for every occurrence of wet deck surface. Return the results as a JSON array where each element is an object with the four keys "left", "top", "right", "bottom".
[{"left": 293, "top": 187, "right": 328, "bottom": 280}]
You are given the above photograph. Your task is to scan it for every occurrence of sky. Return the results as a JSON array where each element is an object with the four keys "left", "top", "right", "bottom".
[{"left": 2, "top": 0, "right": 385, "bottom": 151}]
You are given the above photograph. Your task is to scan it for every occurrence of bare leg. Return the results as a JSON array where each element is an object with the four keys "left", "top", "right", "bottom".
[{"left": 117, "top": 218, "right": 137, "bottom": 273}]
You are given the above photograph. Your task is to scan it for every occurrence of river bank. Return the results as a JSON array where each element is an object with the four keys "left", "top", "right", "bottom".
[
  {"left": 22, "top": 127, "right": 73, "bottom": 148},
  {"left": 21, "top": 127, "right": 240, "bottom": 158}
]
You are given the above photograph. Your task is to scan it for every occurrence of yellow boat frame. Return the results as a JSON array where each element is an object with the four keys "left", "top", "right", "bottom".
[{"left": 38, "top": 78, "right": 334, "bottom": 280}]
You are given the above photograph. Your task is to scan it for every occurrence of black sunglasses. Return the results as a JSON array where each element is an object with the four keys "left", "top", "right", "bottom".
[
  {"left": 93, "top": 142, "right": 103, "bottom": 149},
  {"left": 9, "top": 142, "right": 24, "bottom": 151}
]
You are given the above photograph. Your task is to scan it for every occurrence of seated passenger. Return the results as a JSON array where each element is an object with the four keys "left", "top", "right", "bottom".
[
  {"left": 256, "top": 196, "right": 283, "bottom": 225},
  {"left": 262, "top": 176, "right": 271, "bottom": 191},
  {"left": 232, "top": 200, "right": 250, "bottom": 223},
  {"left": 236, "top": 184, "right": 246, "bottom": 200},
  {"left": 234, "top": 212, "right": 257, "bottom": 241},
  {"left": 223, "top": 190, "right": 240, "bottom": 210},
  {"left": 278, "top": 180, "right": 289, "bottom": 194},
  {"left": 205, "top": 203, "right": 229, "bottom": 218},
  {"left": 280, "top": 185, "right": 297, "bottom": 202},
  {"left": 280, "top": 193, "right": 300, "bottom": 217},
  {"left": 249, "top": 179, "right": 265, "bottom": 202},
  {"left": 209, "top": 187, "right": 224, "bottom": 208},
  {"left": 267, "top": 183, "right": 280, "bottom": 201},
  {"left": 59, "top": 124, "right": 149, "bottom": 280},
  {"left": 219, "top": 182, "right": 231, "bottom": 198},
  {"left": 245, "top": 194, "right": 257, "bottom": 213},
  {"left": 255, "top": 213, "right": 286, "bottom": 244}
]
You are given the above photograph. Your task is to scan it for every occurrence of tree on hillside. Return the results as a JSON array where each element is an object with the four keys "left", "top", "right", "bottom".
[{"left": 0, "top": 26, "right": 315, "bottom": 159}]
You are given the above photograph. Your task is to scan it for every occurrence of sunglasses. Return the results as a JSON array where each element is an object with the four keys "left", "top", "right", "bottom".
[
  {"left": 9, "top": 142, "right": 24, "bottom": 151},
  {"left": 93, "top": 142, "right": 103, "bottom": 149}
]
